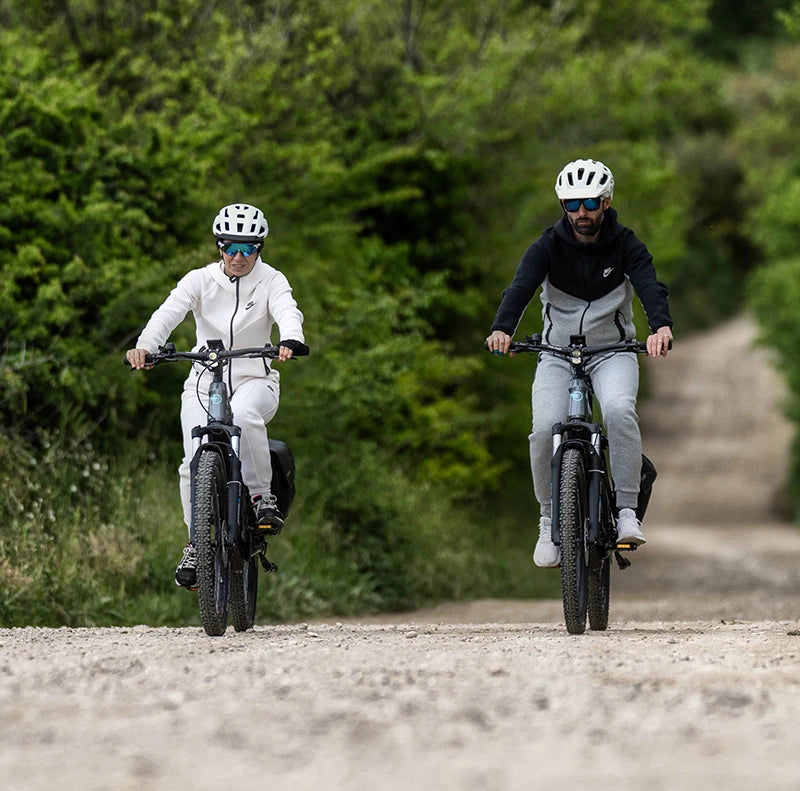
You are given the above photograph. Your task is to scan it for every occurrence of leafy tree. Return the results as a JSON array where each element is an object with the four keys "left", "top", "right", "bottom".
[{"left": 0, "top": 0, "right": 767, "bottom": 618}]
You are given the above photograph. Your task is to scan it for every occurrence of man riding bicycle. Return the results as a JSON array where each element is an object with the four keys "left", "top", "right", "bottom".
[
  {"left": 485, "top": 159, "right": 673, "bottom": 567},
  {"left": 126, "top": 203, "right": 306, "bottom": 589}
]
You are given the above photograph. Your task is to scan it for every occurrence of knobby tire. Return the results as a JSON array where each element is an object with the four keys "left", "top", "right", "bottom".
[
  {"left": 559, "top": 447, "right": 589, "bottom": 635},
  {"left": 194, "top": 450, "right": 230, "bottom": 636}
]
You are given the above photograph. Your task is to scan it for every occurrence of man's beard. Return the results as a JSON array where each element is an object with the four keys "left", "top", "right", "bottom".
[{"left": 570, "top": 214, "right": 603, "bottom": 237}]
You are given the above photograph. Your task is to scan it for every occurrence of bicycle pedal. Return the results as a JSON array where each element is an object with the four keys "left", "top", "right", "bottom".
[
  {"left": 615, "top": 542, "right": 638, "bottom": 551},
  {"left": 255, "top": 523, "right": 283, "bottom": 536}
]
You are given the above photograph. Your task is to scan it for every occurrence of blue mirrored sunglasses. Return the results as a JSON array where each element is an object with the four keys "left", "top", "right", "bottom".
[
  {"left": 563, "top": 197, "right": 603, "bottom": 212},
  {"left": 217, "top": 241, "right": 262, "bottom": 256}
]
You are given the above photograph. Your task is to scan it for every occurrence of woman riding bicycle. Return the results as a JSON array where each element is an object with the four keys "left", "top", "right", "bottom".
[
  {"left": 485, "top": 159, "right": 673, "bottom": 567},
  {"left": 126, "top": 203, "right": 306, "bottom": 589}
]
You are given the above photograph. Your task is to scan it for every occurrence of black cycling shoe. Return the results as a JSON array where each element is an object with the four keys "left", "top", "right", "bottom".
[
  {"left": 175, "top": 543, "right": 198, "bottom": 590},
  {"left": 254, "top": 495, "right": 285, "bottom": 535}
]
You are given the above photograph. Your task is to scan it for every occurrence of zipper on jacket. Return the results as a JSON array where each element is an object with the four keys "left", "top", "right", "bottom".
[
  {"left": 614, "top": 309, "right": 626, "bottom": 341},
  {"left": 544, "top": 303, "right": 553, "bottom": 344},
  {"left": 578, "top": 301, "right": 591, "bottom": 336},
  {"left": 228, "top": 277, "right": 240, "bottom": 395},
  {"left": 578, "top": 249, "right": 591, "bottom": 336}
]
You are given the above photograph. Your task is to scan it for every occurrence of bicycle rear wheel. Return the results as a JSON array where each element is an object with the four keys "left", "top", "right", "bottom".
[
  {"left": 588, "top": 556, "right": 610, "bottom": 630},
  {"left": 559, "top": 447, "right": 589, "bottom": 635},
  {"left": 194, "top": 450, "right": 230, "bottom": 636},
  {"left": 230, "top": 546, "right": 258, "bottom": 632}
]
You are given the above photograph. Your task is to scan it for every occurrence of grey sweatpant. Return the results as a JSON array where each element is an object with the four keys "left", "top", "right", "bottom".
[{"left": 529, "top": 352, "right": 642, "bottom": 518}]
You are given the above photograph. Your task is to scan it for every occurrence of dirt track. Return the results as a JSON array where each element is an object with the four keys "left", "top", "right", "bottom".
[{"left": 2, "top": 316, "right": 800, "bottom": 790}]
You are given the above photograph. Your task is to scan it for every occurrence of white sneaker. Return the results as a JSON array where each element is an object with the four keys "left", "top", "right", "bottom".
[
  {"left": 616, "top": 508, "right": 646, "bottom": 545},
  {"left": 533, "top": 517, "right": 561, "bottom": 567}
]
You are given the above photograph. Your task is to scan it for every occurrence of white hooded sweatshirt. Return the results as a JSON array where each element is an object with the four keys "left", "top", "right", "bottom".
[{"left": 136, "top": 257, "right": 305, "bottom": 390}]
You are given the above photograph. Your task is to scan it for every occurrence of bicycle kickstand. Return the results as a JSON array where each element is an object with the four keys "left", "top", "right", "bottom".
[
  {"left": 614, "top": 545, "right": 638, "bottom": 570},
  {"left": 259, "top": 551, "right": 279, "bottom": 574}
]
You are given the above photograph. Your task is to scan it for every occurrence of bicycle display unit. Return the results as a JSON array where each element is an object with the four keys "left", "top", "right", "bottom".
[
  {"left": 502, "top": 333, "right": 655, "bottom": 635},
  {"left": 131, "top": 340, "right": 306, "bottom": 636}
]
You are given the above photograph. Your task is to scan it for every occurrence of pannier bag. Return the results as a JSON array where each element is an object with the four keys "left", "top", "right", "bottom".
[
  {"left": 635, "top": 454, "right": 657, "bottom": 522},
  {"left": 269, "top": 439, "right": 296, "bottom": 517}
]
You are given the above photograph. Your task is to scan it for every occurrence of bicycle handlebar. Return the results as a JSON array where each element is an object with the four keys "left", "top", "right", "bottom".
[
  {"left": 510, "top": 335, "right": 648, "bottom": 357},
  {"left": 125, "top": 340, "right": 309, "bottom": 368},
  {"left": 484, "top": 334, "right": 650, "bottom": 363}
]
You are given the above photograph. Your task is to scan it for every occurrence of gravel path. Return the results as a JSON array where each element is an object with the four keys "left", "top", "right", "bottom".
[{"left": 2, "top": 316, "right": 799, "bottom": 791}]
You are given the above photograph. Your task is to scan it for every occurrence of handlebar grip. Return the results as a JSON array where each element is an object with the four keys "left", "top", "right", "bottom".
[
  {"left": 484, "top": 340, "right": 510, "bottom": 355},
  {"left": 123, "top": 354, "right": 157, "bottom": 368},
  {"left": 280, "top": 340, "right": 310, "bottom": 357}
]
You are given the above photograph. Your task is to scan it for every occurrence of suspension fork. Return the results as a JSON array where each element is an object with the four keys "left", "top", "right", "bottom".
[
  {"left": 550, "top": 424, "right": 564, "bottom": 546},
  {"left": 226, "top": 434, "right": 243, "bottom": 545},
  {"left": 586, "top": 427, "right": 604, "bottom": 547}
]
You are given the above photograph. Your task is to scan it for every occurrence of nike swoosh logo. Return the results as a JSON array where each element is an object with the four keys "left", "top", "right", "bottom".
[
  {"left": 245, "top": 301, "right": 256, "bottom": 310},
  {"left": 603, "top": 267, "right": 614, "bottom": 278}
]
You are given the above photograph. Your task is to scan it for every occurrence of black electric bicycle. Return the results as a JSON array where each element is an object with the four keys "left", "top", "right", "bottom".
[
  {"left": 130, "top": 340, "right": 306, "bottom": 636},
  {"left": 500, "top": 334, "right": 656, "bottom": 635}
]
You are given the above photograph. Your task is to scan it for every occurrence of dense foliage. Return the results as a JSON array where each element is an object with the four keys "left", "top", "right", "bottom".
[{"left": 1, "top": 0, "right": 798, "bottom": 624}]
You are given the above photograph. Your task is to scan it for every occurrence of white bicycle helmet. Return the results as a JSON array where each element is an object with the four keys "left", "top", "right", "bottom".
[
  {"left": 554, "top": 159, "right": 614, "bottom": 200},
  {"left": 212, "top": 203, "right": 269, "bottom": 242}
]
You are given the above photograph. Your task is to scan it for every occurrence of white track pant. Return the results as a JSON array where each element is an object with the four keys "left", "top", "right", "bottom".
[{"left": 178, "top": 376, "right": 280, "bottom": 533}]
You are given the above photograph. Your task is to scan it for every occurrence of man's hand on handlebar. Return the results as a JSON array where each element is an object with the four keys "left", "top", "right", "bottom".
[
  {"left": 485, "top": 330, "right": 513, "bottom": 356},
  {"left": 646, "top": 326, "right": 673, "bottom": 358},
  {"left": 125, "top": 348, "right": 152, "bottom": 370}
]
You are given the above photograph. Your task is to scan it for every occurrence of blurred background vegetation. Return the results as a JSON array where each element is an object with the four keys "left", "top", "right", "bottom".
[{"left": 3, "top": 0, "right": 800, "bottom": 626}]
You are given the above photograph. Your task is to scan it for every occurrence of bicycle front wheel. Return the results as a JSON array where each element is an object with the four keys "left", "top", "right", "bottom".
[
  {"left": 194, "top": 450, "right": 230, "bottom": 636},
  {"left": 559, "top": 447, "right": 589, "bottom": 635}
]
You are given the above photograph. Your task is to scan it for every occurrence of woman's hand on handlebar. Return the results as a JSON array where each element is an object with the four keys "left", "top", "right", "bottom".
[
  {"left": 485, "top": 330, "right": 514, "bottom": 356},
  {"left": 646, "top": 326, "right": 673, "bottom": 358},
  {"left": 276, "top": 338, "right": 309, "bottom": 362},
  {"left": 125, "top": 348, "right": 152, "bottom": 370},
  {"left": 277, "top": 345, "right": 295, "bottom": 362}
]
